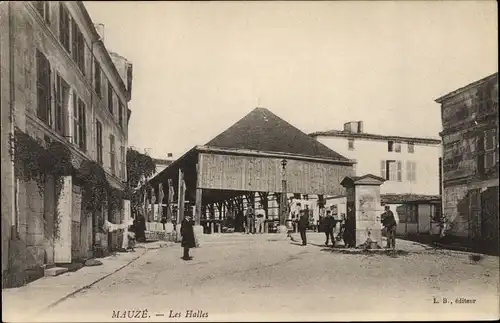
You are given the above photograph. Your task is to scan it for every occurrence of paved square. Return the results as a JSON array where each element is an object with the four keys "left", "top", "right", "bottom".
[{"left": 27, "top": 234, "right": 500, "bottom": 322}]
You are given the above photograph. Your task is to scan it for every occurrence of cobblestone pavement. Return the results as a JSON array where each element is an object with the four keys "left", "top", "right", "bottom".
[{"left": 12, "top": 233, "right": 500, "bottom": 322}]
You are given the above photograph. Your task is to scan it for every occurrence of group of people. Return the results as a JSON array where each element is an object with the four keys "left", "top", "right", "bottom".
[
  {"left": 131, "top": 203, "right": 398, "bottom": 261},
  {"left": 319, "top": 210, "right": 341, "bottom": 247},
  {"left": 244, "top": 205, "right": 266, "bottom": 234}
]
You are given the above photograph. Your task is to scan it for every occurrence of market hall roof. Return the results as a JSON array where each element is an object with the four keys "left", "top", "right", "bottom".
[
  {"left": 205, "top": 107, "right": 350, "bottom": 162},
  {"left": 148, "top": 107, "right": 353, "bottom": 193}
]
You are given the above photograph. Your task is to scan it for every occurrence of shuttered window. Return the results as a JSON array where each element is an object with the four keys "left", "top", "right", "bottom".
[
  {"left": 110, "top": 134, "right": 116, "bottom": 175},
  {"left": 406, "top": 161, "right": 417, "bottom": 182},
  {"left": 396, "top": 161, "right": 402, "bottom": 182},
  {"left": 96, "top": 120, "right": 103, "bottom": 165},
  {"left": 120, "top": 146, "right": 126, "bottom": 180},
  {"left": 59, "top": 3, "right": 71, "bottom": 53},
  {"left": 108, "top": 81, "right": 114, "bottom": 115},
  {"left": 55, "top": 74, "right": 69, "bottom": 136},
  {"left": 380, "top": 160, "right": 386, "bottom": 179},
  {"left": 484, "top": 129, "right": 497, "bottom": 170},
  {"left": 73, "top": 95, "right": 87, "bottom": 150},
  {"left": 33, "top": 1, "right": 50, "bottom": 24},
  {"left": 119, "top": 101, "right": 124, "bottom": 129},
  {"left": 36, "top": 50, "right": 51, "bottom": 125},
  {"left": 71, "top": 19, "right": 85, "bottom": 74},
  {"left": 94, "top": 59, "right": 101, "bottom": 97}
]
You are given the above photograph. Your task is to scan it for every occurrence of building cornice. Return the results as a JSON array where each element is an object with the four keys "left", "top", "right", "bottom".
[
  {"left": 435, "top": 72, "right": 498, "bottom": 104},
  {"left": 74, "top": 1, "right": 131, "bottom": 101},
  {"left": 310, "top": 131, "right": 441, "bottom": 145}
]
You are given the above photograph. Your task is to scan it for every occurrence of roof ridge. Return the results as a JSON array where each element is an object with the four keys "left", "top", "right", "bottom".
[{"left": 205, "top": 108, "right": 350, "bottom": 161}]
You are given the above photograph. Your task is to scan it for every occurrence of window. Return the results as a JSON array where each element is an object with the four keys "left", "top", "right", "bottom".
[
  {"left": 94, "top": 59, "right": 101, "bottom": 97},
  {"left": 59, "top": 3, "right": 71, "bottom": 53},
  {"left": 33, "top": 1, "right": 50, "bottom": 24},
  {"left": 388, "top": 141, "right": 394, "bottom": 152},
  {"left": 120, "top": 146, "right": 126, "bottom": 179},
  {"left": 381, "top": 160, "right": 399, "bottom": 181},
  {"left": 407, "top": 161, "right": 417, "bottom": 182},
  {"left": 55, "top": 74, "right": 69, "bottom": 136},
  {"left": 407, "top": 142, "right": 415, "bottom": 153},
  {"left": 394, "top": 141, "right": 402, "bottom": 153},
  {"left": 73, "top": 95, "right": 86, "bottom": 150},
  {"left": 396, "top": 161, "right": 402, "bottom": 182},
  {"left": 119, "top": 101, "right": 124, "bottom": 129},
  {"left": 96, "top": 120, "right": 103, "bottom": 165},
  {"left": 108, "top": 81, "right": 114, "bottom": 114},
  {"left": 484, "top": 129, "right": 498, "bottom": 169},
  {"left": 110, "top": 134, "right": 116, "bottom": 175},
  {"left": 388, "top": 160, "right": 397, "bottom": 181},
  {"left": 351, "top": 159, "right": 357, "bottom": 174},
  {"left": 347, "top": 138, "right": 354, "bottom": 150},
  {"left": 71, "top": 20, "right": 85, "bottom": 74},
  {"left": 36, "top": 50, "right": 51, "bottom": 125}
]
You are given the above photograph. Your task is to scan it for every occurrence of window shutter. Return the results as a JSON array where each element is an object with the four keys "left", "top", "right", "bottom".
[
  {"left": 397, "top": 161, "right": 402, "bottom": 182},
  {"left": 476, "top": 134, "right": 485, "bottom": 175},
  {"left": 413, "top": 162, "right": 417, "bottom": 183},
  {"left": 380, "top": 160, "right": 386, "bottom": 179}
]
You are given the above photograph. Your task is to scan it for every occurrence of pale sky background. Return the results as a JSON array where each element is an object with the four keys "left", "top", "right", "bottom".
[{"left": 84, "top": 1, "right": 498, "bottom": 159}]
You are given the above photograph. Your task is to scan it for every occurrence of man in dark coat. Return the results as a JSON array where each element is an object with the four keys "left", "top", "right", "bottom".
[
  {"left": 324, "top": 211, "right": 336, "bottom": 247},
  {"left": 381, "top": 205, "right": 397, "bottom": 249},
  {"left": 181, "top": 215, "right": 196, "bottom": 260},
  {"left": 133, "top": 210, "right": 147, "bottom": 242},
  {"left": 245, "top": 205, "right": 255, "bottom": 234},
  {"left": 298, "top": 210, "right": 309, "bottom": 246}
]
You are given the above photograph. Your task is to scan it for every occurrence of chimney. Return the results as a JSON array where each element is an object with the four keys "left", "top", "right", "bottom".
[
  {"left": 167, "top": 153, "right": 173, "bottom": 158},
  {"left": 358, "top": 121, "right": 364, "bottom": 133},
  {"left": 94, "top": 23, "right": 105, "bottom": 41}
]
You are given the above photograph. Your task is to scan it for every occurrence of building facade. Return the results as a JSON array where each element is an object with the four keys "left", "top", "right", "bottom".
[
  {"left": 310, "top": 121, "right": 442, "bottom": 235},
  {"left": 435, "top": 73, "right": 498, "bottom": 252},
  {"left": 1, "top": 1, "right": 132, "bottom": 287}
]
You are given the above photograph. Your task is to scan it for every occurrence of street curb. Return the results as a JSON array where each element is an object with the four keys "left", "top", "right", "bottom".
[{"left": 41, "top": 249, "right": 148, "bottom": 313}]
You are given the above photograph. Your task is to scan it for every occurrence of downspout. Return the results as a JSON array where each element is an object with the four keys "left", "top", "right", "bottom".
[
  {"left": 90, "top": 40, "right": 96, "bottom": 253},
  {"left": 8, "top": 1, "right": 18, "bottom": 240}
]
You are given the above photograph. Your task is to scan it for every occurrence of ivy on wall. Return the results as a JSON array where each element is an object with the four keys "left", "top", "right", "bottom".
[
  {"left": 14, "top": 129, "right": 73, "bottom": 239},
  {"left": 13, "top": 128, "right": 127, "bottom": 238}
]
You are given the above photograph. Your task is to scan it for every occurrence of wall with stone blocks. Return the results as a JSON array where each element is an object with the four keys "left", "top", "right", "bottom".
[{"left": 443, "top": 184, "right": 470, "bottom": 237}]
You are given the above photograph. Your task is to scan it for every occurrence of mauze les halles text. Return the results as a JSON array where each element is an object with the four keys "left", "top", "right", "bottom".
[{"left": 111, "top": 309, "right": 209, "bottom": 319}]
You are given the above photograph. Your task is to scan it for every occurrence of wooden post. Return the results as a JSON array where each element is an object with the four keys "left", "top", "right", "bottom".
[
  {"left": 195, "top": 188, "right": 202, "bottom": 226},
  {"left": 177, "top": 169, "right": 185, "bottom": 224}
]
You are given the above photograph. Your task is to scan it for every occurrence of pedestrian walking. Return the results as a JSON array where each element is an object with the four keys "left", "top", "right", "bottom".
[
  {"left": 324, "top": 211, "right": 336, "bottom": 247},
  {"left": 245, "top": 205, "right": 255, "bottom": 234},
  {"left": 181, "top": 215, "right": 196, "bottom": 260},
  {"left": 298, "top": 209, "right": 309, "bottom": 246},
  {"left": 381, "top": 205, "right": 397, "bottom": 249}
]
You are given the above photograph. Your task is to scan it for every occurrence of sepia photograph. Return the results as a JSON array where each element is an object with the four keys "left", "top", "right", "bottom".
[{"left": 1, "top": 0, "right": 498, "bottom": 322}]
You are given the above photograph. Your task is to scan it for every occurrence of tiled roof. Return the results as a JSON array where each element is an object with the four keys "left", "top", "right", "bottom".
[{"left": 205, "top": 108, "right": 350, "bottom": 161}]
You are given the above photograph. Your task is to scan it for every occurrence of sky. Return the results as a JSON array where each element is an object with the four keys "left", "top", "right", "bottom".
[{"left": 84, "top": 1, "right": 498, "bottom": 159}]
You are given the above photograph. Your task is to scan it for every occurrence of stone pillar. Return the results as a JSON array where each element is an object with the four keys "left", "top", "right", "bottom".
[
  {"left": 54, "top": 176, "right": 72, "bottom": 263},
  {"left": 121, "top": 199, "right": 131, "bottom": 250},
  {"left": 341, "top": 175, "right": 385, "bottom": 248}
]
